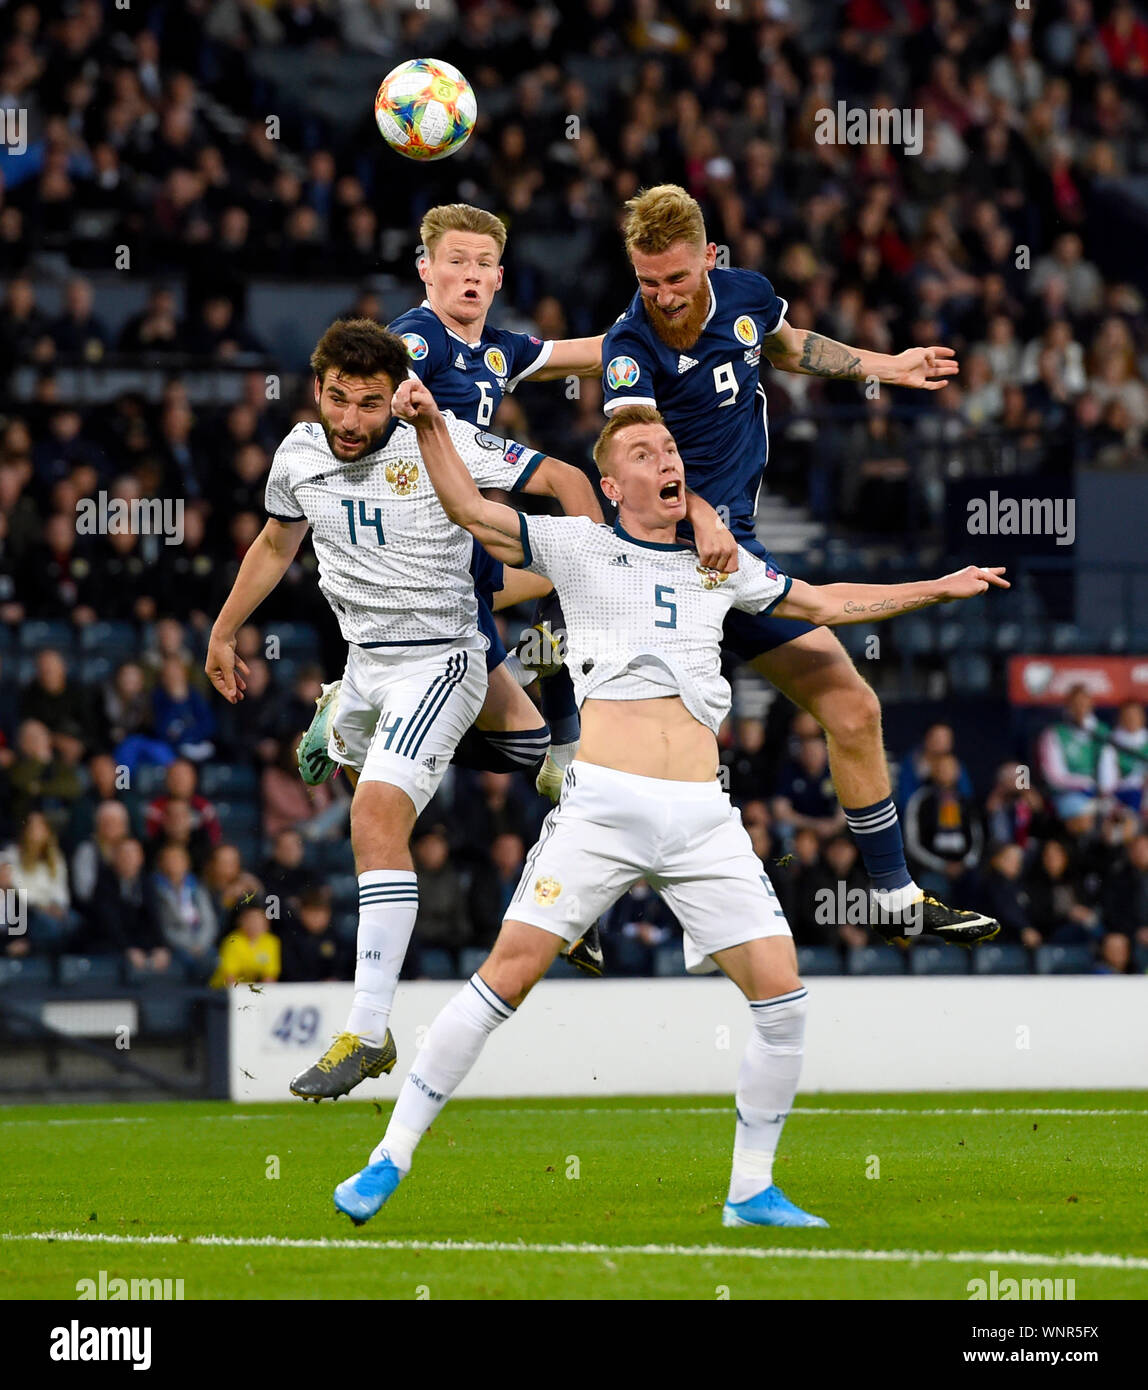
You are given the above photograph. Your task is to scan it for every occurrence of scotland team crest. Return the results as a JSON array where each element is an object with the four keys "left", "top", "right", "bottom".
[
  {"left": 483, "top": 346, "right": 508, "bottom": 377},
  {"left": 733, "top": 315, "right": 758, "bottom": 346},
  {"left": 606, "top": 355, "right": 640, "bottom": 390},
  {"left": 385, "top": 459, "right": 420, "bottom": 495},
  {"left": 401, "top": 332, "right": 429, "bottom": 360}
]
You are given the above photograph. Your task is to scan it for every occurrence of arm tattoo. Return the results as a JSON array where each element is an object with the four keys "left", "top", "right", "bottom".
[
  {"left": 842, "top": 594, "right": 936, "bottom": 617},
  {"left": 796, "top": 332, "right": 863, "bottom": 379}
]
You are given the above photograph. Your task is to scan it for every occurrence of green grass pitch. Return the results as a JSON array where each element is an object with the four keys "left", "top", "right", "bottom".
[{"left": 3, "top": 1092, "right": 1146, "bottom": 1300}]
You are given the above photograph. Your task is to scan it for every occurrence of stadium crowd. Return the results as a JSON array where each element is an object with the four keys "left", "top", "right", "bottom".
[{"left": 2, "top": 0, "right": 1148, "bottom": 980}]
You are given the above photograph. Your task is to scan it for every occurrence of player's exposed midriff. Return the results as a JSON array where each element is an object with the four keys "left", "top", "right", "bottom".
[{"left": 578, "top": 696, "right": 719, "bottom": 782}]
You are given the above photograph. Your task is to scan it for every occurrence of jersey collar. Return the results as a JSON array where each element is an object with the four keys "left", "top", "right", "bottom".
[
  {"left": 701, "top": 276, "right": 717, "bottom": 332},
  {"left": 613, "top": 515, "right": 691, "bottom": 552},
  {"left": 422, "top": 297, "right": 485, "bottom": 349}
]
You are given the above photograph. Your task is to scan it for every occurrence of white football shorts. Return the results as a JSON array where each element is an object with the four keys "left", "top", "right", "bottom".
[
  {"left": 506, "top": 760, "right": 792, "bottom": 972},
  {"left": 329, "top": 639, "right": 487, "bottom": 814}
]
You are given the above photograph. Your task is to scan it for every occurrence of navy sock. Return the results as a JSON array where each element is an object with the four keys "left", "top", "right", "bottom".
[
  {"left": 539, "top": 664, "right": 581, "bottom": 746},
  {"left": 453, "top": 725, "right": 549, "bottom": 773},
  {"left": 843, "top": 798, "right": 912, "bottom": 890}
]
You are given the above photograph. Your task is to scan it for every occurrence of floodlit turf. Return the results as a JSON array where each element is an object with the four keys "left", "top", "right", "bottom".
[{"left": 2, "top": 1092, "right": 1146, "bottom": 1300}]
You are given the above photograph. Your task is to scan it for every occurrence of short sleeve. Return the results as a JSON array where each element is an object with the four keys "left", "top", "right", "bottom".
[
  {"left": 518, "top": 512, "right": 589, "bottom": 581},
  {"left": 730, "top": 546, "right": 791, "bottom": 615},
  {"left": 389, "top": 312, "right": 447, "bottom": 382},
  {"left": 503, "top": 331, "right": 554, "bottom": 391},
  {"left": 446, "top": 414, "right": 543, "bottom": 491},
  {"left": 265, "top": 445, "right": 305, "bottom": 522},
  {"left": 750, "top": 271, "right": 788, "bottom": 338},
  {"left": 602, "top": 326, "right": 658, "bottom": 414}
]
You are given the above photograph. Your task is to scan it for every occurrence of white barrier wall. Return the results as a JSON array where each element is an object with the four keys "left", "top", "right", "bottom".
[{"left": 229, "top": 976, "right": 1148, "bottom": 1101}]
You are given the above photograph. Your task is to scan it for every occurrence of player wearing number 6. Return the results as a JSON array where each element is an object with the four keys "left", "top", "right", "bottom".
[
  {"left": 204, "top": 319, "right": 596, "bottom": 1100},
  {"left": 331, "top": 383, "right": 1009, "bottom": 1229}
]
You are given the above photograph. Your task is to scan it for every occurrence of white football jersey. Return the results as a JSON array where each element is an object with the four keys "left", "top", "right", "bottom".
[
  {"left": 265, "top": 416, "right": 540, "bottom": 646},
  {"left": 519, "top": 514, "right": 791, "bottom": 733}
]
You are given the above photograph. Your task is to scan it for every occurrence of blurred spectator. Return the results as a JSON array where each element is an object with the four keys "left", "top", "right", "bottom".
[
  {"left": 1037, "top": 685, "right": 1106, "bottom": 824},
  {"left": 450, "top": 770, "right": 534, "bottom": 856},
  {"left": 1024, "top": 838, "right": 1100, "bottom": 946},
  {"left": 411, "top": 824, "right": 472, "bottom": 969},
  {"left": 1100, "top": 833, "right": 1148, "bottom": 948},
  {"left": 2, "top": 810, "right": 82, "bottom": 952},
  {"left": 983, "top": 761, "right": 1052, "bottom": 849},
  {"left": 71, "top": 799, "right": 131, "bottom": 913},
  {"left": 90, "top": 837, "right": 171, "bottom": 971},
  {"left": 467, "top": 830, "right": 525, "bottom": 946},
  {"left": 721, "top": 717, "right": 771, "bottom": 804},
  {"left": 8, "top": 718, "right": 84, "bottom": 831},
  {"left": 975, "top": 842, "right": 1042, "bottom": 949},
  {"left": 147, "top": 842, "right": 217, "bottom": 980},
  {"left": 20, "top": 649, "right": 99, "bottom": 754},
  {"left": 152, "top": 654, "right": 216, "bottom": 761},
  {"left": 210, "top": 899, "right": 281, "bottom": 987},
  {"left": 48, "top": 278, "right": 109, "bottom": 361},
  {"left": 143, "top": 758, "right": 223, "bottom": 853},
  {"left": 904, "top": 752, "right": 984, "bottom": 898},
  {"left": 103, "top": 661, "right": 153, "bottom": 746},
  {"left": 260, "top": 828, "right": 310, "bottom": 920},
  {"left": 201, "top": 843, "right": 263, "bottom": 923},
  {"left": 280, "top": 886, "right": 351, "bottom": 982},
  {"left": 1098, "top": 700, "right": 1148, "bottom": 816},
  {"left": 897, "top": 723, "right": 974, "bottom": 808},
  {"left": 261, "top": 735, "right": 348, "bottom": 840},
  {"left": 771, "top": 722, "right": 844, "bottom": 846}
]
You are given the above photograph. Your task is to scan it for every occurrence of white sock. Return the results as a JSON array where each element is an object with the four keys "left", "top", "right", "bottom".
[
  {"left": 503, "top": 652, "right": 535, "bottom": 689},
  {"left": 345, "top": 870, "right": 419, "bottom": 1044},
  {"left": 728, "top": 987, "right": 808, "bottom": 1204},
  {"left": 548, "top": 740, "right": 579, "bottom": 770},
  {"left": 870, "top": 881, "right": 922, "bottom": 911},
  {"left": 372, "top": 974, "right": 513, "bottom": 1170}
]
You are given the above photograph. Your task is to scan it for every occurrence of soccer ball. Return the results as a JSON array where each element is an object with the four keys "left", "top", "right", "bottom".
[{"left": 374, "top": 58, "right": 477, "bottom": 162}]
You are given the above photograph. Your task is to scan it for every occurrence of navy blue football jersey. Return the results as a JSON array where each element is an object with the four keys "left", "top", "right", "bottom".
[
  {"left": 601, "top": 267, "right": 787, "bottom": 536},
  {"left": 389, "top": 301, "right": 554, "bottom": 429}
]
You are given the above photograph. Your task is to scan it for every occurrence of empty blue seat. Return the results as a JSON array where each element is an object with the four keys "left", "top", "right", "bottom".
[
  {"left": 0, "top": 956, "right": 55, "bottom": 987},
  {"left": 973, "top": 944, "right": 1031, "bottom": 975},
  {"left": 334, "top": 911, "right": 358, "bottom": 944},
  {"left": 318, "top": 840, "right": 356, "bottom": 875},
  {"left": 199, "top": 763, "right": 258, "bottom": 798},
  {"left": 134, "top": 764, "right": 169, "bottom": 796},
  {"left": 417, "top": 948, "right": 455, "bottom": 980},
  {"left": 267, "top": 623, "right": 321, "bottom": 658},
  {"left": 898, "top": 617, "right": 934, "bottom": 655},
  {"left": 139, "top": 991, "right": 194, "bottom": 1036},
  {"left": 79, "top": 621, "right": 138, "bottom": 659},
  {"left": 58, "top": 955, "right": 123, "bottom": 988},
  {"left": 1035, "top": 944, "right": 1095, "bottom": 975},
  {"left": 949, "top": 653, "right": 992, "bottom": 694},
  {"left": 846, "top": 945, "right": 906, "bottom": 975},
  {"left": 329, "top": 874, "right": 359, "bottom": 912},
  {"left": 909, "top": 945, "right": 970, "bottom": 975},
  {"left": 2, "top": 993, "right": 46, "bottom": 1037},
  {"left": 215, "top": 801, "right": 261, "bottom": 834},
  {"left": 79, "top": 655, "right": 114, "bottom": 685},
  {"left": 19, "top": 619, "right": 72, "bottom": 652},
  {"left": 459, "top": 947, "right": 488, "bottom": 977},
  {"left": 796, "top": 946, "right": 843, "bottom": 976},
  {"left": 1134, "top": 944, "right": 1148, "bottom": 974},
  {"left": 653, "top": 944, "right": 687, "bottom": 977}
]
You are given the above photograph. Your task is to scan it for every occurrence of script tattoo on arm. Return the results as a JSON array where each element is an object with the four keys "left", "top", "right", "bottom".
[{"left": 841, "top": 595, "right": 937, "bottom": 617}]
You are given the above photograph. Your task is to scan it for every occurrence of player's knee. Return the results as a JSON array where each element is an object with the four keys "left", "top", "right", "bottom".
[{"left": 820, "top": 679, "right": 882, "bottom": 748}]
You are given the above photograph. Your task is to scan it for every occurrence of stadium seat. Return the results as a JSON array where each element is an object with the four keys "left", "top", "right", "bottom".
[
  {"left": 935, "top": 619, "right": 966, "bottom": 654},
  {"left": 972, "top": 944, "right": 1032, "bottom": 975},
  {"left": 991, "top": 622, "right": 1026, "bottom": 654},
  {"left": 897, "top": 617, "right": 934, "bottom": 655},
  {"left": 268, "top": 622, "right": 321, "bottom": 659},
  {"left": 133, "top": 763, "right": 169, "bottom": 797},
  {"left": 796, "top": 946, "right": 844, "bottom": 976},
  {"left": 79, "top": 655, "right": 114, "bottom": 684},
  {"left": 459, "top": 947, "right": 488, "bottom": 977},
  {"left": 908, "top": 945, "right": 970, "bottom": 975},
  {"left": 0, "top": 956, "right": 55, "bottom": 988},
  {"left": 79, "top": 620, "right": 137, "bottom": 661},
  {"left": 58, "top": 955, "right": 124, "bottom": 987},
  {"left": 1035, "top": 945, "right": 1095, "bottom": 975},
  {"left": 1134, "top": 944, "right": 1148, "bottom": 974},
  {"left": 606, "top": 935, "right": 655, "bottom": 976},
  {"left": 653, "top": 944, "right": 687, "bottom": 976},
  {"left": 416, "top": 948, "right": 456, "bottom": 980},
  {"left": 0, "top": 623, "right": 14, "bottom": 654},
  {"left": 546, "top": 955, "right": 585, "bottom": 979},
  {"left": 138, "top": 991, "right": 194, "bottom": 1037},
  {"left": 846, "top": 946, "right": 906, "bottom": 975},
  {"left": 122, "top": 956, "right": 182, "bottom": 985},
  {"left": 317, "top": 840, "right": 356, "bottom": 875},
  {"left": 18, "top": 619, "right": 72, "bottom": 652},
  {"left": 199, "top": 763, "right": 258, "bottom": 798},
  {"left": 949, "top": 653, "right": 992, "bottom": 694},
  {"left": 1, "top": 993, "right": 46, "bottom": 1038},
  {"left": 214, "top": 801, "right": 261, "bottom": 835},
  {"left": 328, "top": 874, "right": 359, "bottom": 912},
  {"left": 333, "top": 911, "right": 358, "bottom": 944},
  {"left": 230, "top": 834, "right": 264, "bottom": 870}
]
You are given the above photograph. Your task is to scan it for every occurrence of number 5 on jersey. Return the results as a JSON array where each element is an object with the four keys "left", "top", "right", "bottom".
[{"left": 654, "top": 584, "right": 677, "bottom": 629}]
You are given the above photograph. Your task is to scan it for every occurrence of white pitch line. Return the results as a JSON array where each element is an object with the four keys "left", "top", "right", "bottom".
[
  {"left": 1, "top": 1106, "right": 1145, "bottom": 1128},
  {"left": 3, "top": 1230, "right": 1146, "bottom": 1272}
]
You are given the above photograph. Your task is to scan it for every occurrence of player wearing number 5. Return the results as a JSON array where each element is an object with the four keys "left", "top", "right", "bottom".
[
  {"left": 331, "top": 385, "right": 1008, "bottom": 1229},
  {"left": 204, "top": 319, "right": 597, "bottom": 1100}
]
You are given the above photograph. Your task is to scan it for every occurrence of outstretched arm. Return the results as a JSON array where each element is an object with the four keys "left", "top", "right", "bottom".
[
  {"left": 761, "top": 320, "right": 959, "bottom": 390},
  {"left": 775, "top": 566, "right": 1009, "bottom": 626},
  {"left": 522, "top": 454, "right": 604, "bottom": 523},
  {"left": 530, "top": 335, "right": 605, "bottom": 380},
  {"left": 206, "top": 518, "right": 309, "bottom": 702},
  {"left": 393, "top": 379, "right": 526, "bottom": 566}
]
